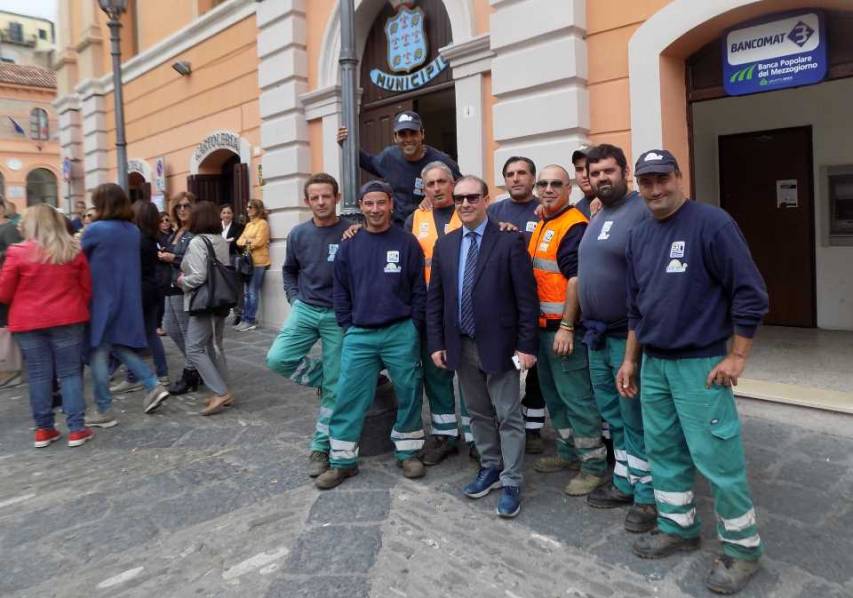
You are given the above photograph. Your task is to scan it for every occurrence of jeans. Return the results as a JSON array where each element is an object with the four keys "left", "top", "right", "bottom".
[
  {"left": 15, "top": 324, "right": 86, "bottom": 432},
  {"left": 90, "top": 342, "right": 158, "bottom": 414},
  {"left": 127, "top": 302, "right": 168, "bottom": 382},
  {"left": 243, "top": 266, "right": 268, "bottom": 324}
]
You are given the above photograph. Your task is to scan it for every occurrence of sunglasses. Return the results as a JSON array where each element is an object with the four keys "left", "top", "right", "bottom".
[
  {"left": 535, "top": 180, "right": 565, "bottom": 190},
  {"left": 176, "top": 203, "right": 192, "bottom": 210},
  {"left": 452, "top": 193, "right": 483, "bottom": 205}
]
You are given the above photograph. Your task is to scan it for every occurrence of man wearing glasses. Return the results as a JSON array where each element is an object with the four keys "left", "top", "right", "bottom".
[
  {"left": 529, "top": 166, "right": 608, "bottom": 497},
  {"left": 426, "top": 175, "right": 538, "bottom": 518}
]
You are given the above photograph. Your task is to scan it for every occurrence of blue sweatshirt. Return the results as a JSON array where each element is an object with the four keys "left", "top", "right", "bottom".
[
  {"left": 487, "top": 196, "right": 541, "bottom": 242},
  {"left": 626, "top": 200, "right": 769, "bottom": 359},
  {"left": 333, "top": 224, "right": 426, "bottom": 331},
  {"left": 283, "top": 219, "right": 350, "bottom": 309},
  {"left": 360, "top": 146, "right": 461, "bottom": 225},
  {"left": 578, "top": 192, "right": 646, "bottom": 333}
]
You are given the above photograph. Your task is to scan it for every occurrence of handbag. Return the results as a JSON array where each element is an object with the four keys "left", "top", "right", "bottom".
[
  {"left": 0, "top": 327, "right": 22, "bottom": 372},
  {"left": 188, "top": 236, "right": 240, "bottom": 316},
  {"left": 236, "top": 248, "right": 254, "bottom": 277}
]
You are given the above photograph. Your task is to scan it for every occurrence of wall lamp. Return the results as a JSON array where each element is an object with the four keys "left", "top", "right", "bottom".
[{"left": 172, "top": 61, "right": 192, "bottom": 76}]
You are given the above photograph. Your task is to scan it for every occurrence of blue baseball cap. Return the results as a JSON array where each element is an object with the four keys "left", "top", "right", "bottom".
[
  {"left": 393, "top": 111, "right": 423, "bottom": 132},
  {"left": 358, "top": 180, "right": 394, "bottom": 201},
  {"left": 634, "top": 149, "right": 680, "bottom": 176}
]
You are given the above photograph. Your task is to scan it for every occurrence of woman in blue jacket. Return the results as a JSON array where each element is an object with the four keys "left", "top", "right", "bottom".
[{"left": 82, "top": 183, "right": 169, "bottom": 427}]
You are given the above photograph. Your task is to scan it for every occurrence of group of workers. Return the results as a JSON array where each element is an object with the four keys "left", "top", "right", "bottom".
[{"left": 264, "top": 110, "right": 769, "bottom": 595}]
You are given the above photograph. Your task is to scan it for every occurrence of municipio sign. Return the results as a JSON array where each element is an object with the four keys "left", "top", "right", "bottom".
[
  {"left": 370, "top": 4, "right": 448, "bottom": 93},
  {"left": 723, "top": 10, "right": 827, "bottom": 96}
]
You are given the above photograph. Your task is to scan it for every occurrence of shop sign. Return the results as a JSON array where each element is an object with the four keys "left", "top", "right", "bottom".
[
  {"left": 154, "top": 156, "right": 166, "bottom": 193},
  {"left": 62, "top": 158, "right": 71, "bottom": 182},
  {"left": 723, "top": 10, "right": 827, "bottom": 96},
  {"left": 370, "top": 4, "right": 447, "bottom": 92}
]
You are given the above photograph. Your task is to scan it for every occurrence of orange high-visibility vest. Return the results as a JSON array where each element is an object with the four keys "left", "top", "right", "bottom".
[
  {"left": 412, "top": 209, "right": 462, "bottom": 285},
  {"left": 528, "top": 205, "right": 589, "bottom": 328}
]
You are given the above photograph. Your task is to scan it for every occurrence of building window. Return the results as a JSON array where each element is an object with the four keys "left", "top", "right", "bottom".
[
  {"left": 8, "top": 22, "right": 23, "bottom": 43},
  {"left": 38, "top": 29, "right": 47, "bottom": 40},
  {"left": 30, "top": 108, "right": 48, "bottom": 140},
  {"left": 26, "top": 169, "right": 58, "bottom": 207}
]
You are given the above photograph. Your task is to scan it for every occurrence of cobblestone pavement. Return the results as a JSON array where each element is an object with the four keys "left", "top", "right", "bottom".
[{"left": 1, "top": 327, "right": 852, "bottom": 597}]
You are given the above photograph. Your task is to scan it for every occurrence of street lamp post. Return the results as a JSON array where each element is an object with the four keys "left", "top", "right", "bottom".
[
  {"left": 339, "top": 0, "right": 360, "bottom": 219},
  {"left": 98, "top": 0, "right": 129, "bottom": 192}
]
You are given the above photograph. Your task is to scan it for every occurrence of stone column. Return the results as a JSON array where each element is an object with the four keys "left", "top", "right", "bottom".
[
  {"left": 54, "top": 94, "right": 86, "bottom": 209},
  {"left": 76, "top": 79, "right": 111, "bottom": 193},
  {"left": 256, "top": 0, "right": 310, "bottom": 327},
  {"left": 489, "top": 0, "right": 589, "bottom": 191}
]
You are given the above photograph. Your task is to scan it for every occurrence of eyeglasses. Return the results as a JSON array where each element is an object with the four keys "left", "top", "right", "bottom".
[
  {"left": 452, "top": 193, "right": 483, "bottom": 205},
  {"left": 535, "top": 180, "right": 565, "bottom": 190},
  {"left": 176, "top": 203, "right": 191, "bottom": 210}
]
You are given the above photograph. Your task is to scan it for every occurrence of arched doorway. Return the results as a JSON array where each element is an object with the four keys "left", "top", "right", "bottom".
[
  {"left": 188, "top": 149, "right": 249, "bottom": 218},
  {"left": 128, "top": 159, "right": 153, "bottom": 203},
  {"left": 26, "top": 168, "right": 58, "bottom": 206},
  {"left": 358, "top": 0, "right": 456, "bottom": 181}
]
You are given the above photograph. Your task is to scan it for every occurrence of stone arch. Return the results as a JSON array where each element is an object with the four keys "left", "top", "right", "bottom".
[{"left": 317, "top": 0, "right": 476, "bottom": 88}]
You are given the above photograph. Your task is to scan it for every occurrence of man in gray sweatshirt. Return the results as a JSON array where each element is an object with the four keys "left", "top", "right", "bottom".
[
  {"left": 266, "top": 173, "right": 350, "bottom": 478},
  {"left": 577, "top": 144, "right": 656, "bottom": 533}
]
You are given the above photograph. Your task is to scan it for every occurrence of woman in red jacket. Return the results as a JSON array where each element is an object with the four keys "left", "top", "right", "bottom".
[{"left": 0, "top": 204, "right": 93, "bottom": 448}]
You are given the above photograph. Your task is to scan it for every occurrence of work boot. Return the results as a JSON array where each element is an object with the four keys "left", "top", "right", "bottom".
[
  {"left": 399, "top": 457, "right": 425, "bottom": 479},
  {"left": 422, "top": 435, "right": 458, "bottom": 466},
  {"left": 168, "top": 368, "right": 199, "bottom": 395},
  {"left": 632, "top": 530, "right": 701, "bottom": 559},
  {"left": 625, "top": 503, "right": 658, "bottom": 534},
  {"left": 525, "top": 430, "right": 545, "bottom": 454},
  {"left": 705, "top": 555, "right": 760, "bottom": 595},
  {"left": 534, "top": 455, "right": 580, "bottom": 473},
  {"left": 587, "top": 481, "right": 633, "bottom": 508},
  {"left": 565, "top": 472, "right": 610, "bottom": 496},
  {"left": 315, "top": 466, "right": 358, "bottom": 490},
  {"left": 308, "top": 451, "right": 329, "bottom": 478}
]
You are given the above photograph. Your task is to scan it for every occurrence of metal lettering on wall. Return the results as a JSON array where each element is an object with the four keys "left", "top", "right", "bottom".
[
  {"left": 192, "top": 132, "right": 241, "bottom": 164},
  {"left": 369, "top": 4, "right": 447, "bottom": 92}
]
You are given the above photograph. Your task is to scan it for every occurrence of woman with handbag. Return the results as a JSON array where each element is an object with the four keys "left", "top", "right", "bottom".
[
  {"left": 0, "top": 204, "right": 93, "bottom": 447},
  {"left": 178, "top": 201, "right": 235, "bottom": 416},
  {"left": 158, "top": 192, "right": 200, "bottom": 394},
  {"left": 82, "top": 184, "right": 170, "bottom": 427},
  {"left": 235, "top": 199, "right": 271, "bottom": 332}
]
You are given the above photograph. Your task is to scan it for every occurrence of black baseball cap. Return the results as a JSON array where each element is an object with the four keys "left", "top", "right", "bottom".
[
  {"left": 634, "top": 149, "right": 680, "bottom": 176},
  {"left": 393, "top": 111, "right": 423, "bottom": 132},
  {"left": 571, "top": 145, "right": 591, "bottom": 163},
  {"left": 358, "top": 180, "right": 394, "bottom": 201}
]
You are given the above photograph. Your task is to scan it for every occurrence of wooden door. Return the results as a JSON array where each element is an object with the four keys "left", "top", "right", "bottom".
[
  {"left": 186, "top": 174, "right": 221, "bottom": 205},
  {"left": 718, "top": 126, "right": 815, "bottom": 327},
  {"left": 232, "top": 162, "right": 250, "bottom": 218}
]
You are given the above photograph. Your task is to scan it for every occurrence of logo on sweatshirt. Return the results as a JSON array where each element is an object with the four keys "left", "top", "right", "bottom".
[
  {"left": 666, "top": 259, "right": 688, "bottom": 273},
  {"left": 526, "top": 221, "right": 537, "bottom": 232},
  {"left": 418, "top": 222, "right": 430, "bottom": 238},
  {"left": 384, "top": 250, "right": 401, "bottom": 273},
  {"left": 670, "top": 241, "right": 685, "bottom": 258},
  {"left": 598, "top": 220, "right": 614, "bottom": 240},
  {"left": 328, "top": 244, "right": 339, "bottom": 262}
]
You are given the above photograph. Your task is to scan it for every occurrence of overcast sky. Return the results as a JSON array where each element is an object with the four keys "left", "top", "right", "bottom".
[{"left": 3, "top": 0, "right": 57, "bottom": 23}]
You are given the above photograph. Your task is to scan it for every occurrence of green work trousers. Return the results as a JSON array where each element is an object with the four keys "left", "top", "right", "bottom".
[
  {"left": 641, "top": 354, "right": 763, "bottom": 560},
  {"left": 329, "top": 319, "right": 424, "bottom": 468},
  {"left": 588, "top": 336, "right": 654, "bottom": 505},
  {"left": 266, "top": 300, "right": 342, "bottom": 453},
  {"left": 422, "top": 340, "right": 471, "bottom": 444},
  {"left": 537, "top": 330, "right": 606, "bottom": 476}
]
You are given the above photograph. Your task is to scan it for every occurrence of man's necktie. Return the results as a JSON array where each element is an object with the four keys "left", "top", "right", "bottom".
[{"left": 460, "top": 231, "right": 478, "bottom": 337}]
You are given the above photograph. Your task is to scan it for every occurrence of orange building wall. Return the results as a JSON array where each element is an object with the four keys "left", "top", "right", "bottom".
[
  {"left": 135, "top": 0, "right": 197, "bottom": 54},
  {"left": 306, "top": 0, "right": 336, "bottom": 90},
  {"left": 586, "top": 0, "right": 673, "bottom": 166},
  {"left": 99, "top": 17, "right": 261, "bottom": 198}
]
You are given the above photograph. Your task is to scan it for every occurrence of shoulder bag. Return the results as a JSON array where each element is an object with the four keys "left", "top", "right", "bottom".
[{"left": 188, "top": 236, "right": 240, "bottom": 316}]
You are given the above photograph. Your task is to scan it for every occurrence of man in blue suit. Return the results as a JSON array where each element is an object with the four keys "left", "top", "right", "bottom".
[{"left": 426, "top": 175, "right": 539, "bottom": 518}]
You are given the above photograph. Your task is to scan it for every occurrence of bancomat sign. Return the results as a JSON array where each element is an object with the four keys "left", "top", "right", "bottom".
[{"left": 723, "top": 10, "right": 827, "bottom": 96}]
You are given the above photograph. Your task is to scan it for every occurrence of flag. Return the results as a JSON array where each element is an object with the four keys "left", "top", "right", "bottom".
[{"left": 8, "top": 117, "right": 25, "bottom": 136}]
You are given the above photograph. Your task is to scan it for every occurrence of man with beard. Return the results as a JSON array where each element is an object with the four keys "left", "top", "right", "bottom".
[
  {"left": 572, "top": 146, "right": 602, "bottom": 219},
  {"left": 337, "top": 111, "right": 461, "bottom": 226},
  {"left": 577, "top": 144, "right": 657, "bottom": 532},
  {"left": 487, "top": 156, "right": 547, "bottom": 454},
  {"left": 529, "top": 165, "right": 607, "bottom": 496},
  {"left": 405, "top": 161, "right": 474, "bottom": 464}
]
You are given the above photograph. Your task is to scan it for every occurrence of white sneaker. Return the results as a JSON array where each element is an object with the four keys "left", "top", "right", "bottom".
[
  {"left": 158, "top": 376, "right": 170, "bottom": 386},
  {"left": 109, "top": 379, "right": 144, "bottom": 394}
]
